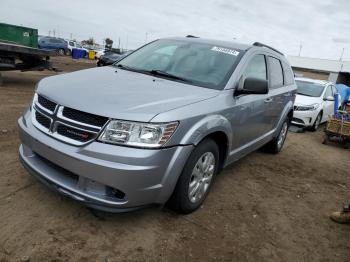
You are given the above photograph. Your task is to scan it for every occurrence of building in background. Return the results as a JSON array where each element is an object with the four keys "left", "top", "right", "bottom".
[{"left": 287, "top": 56, "right": 350, "bottom": 86}]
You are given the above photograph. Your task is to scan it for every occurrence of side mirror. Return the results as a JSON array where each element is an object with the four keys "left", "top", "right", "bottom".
[
  {"left": 235, "top": 77, "right": 268, "bottom": 95},
  {"left": 324, "top": 96, "right": 334, "bottom": 101}
]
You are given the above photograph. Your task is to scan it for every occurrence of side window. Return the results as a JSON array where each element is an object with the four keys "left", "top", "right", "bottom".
[
  {"left": 282, "top": 62, "right": 295, "bottom": 85},
  {"left": 268, "top": 57, "right": 284, "bottom": 88},
  {"left": 243, "top": 55, "right": 267, "bottom": 81},
  {"left": 324, "top": 86, "right": 333, "bottom": 98}
]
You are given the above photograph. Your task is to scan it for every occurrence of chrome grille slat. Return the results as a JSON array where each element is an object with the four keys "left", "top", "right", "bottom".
[
  {"left": 34, "top": 93, "right": 57, "bottom": 114},
  {"left": 32, "top": 95, "right": 106, "bottom": 146},
  {"left": 62, "top": 107, "right": 108, "bottom": 128},
  {"left": 57, "top": 106, "right": 102, "bottom": 130}
]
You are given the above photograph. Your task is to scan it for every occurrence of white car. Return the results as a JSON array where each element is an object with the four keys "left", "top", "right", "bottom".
[
  {"left": 95, "top": 49, "right": 105, "bottom": 59},
  {"left": 65, "top": 40, "right": 88, "bottom": 56},
  {"left": 292, "top": 78, "right": 341, "bottom": 131}
]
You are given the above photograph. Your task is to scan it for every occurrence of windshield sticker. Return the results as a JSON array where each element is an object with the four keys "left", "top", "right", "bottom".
[{"left": 211, "top": 46, "right": 240, "bottom": 56}]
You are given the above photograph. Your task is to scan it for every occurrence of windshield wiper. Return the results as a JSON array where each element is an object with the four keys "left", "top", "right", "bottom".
[
  {"left": 148, "top": 70, "right": 193, "bottom": 83},
  {"left": 115, "top": 64, "right": 138, "bottom": 71},
  {"left": 297, "top": 92, "right": 313, "bottom": 97},
  {"left": 115, "top": 65, "right": 192, "bottom": 83}
]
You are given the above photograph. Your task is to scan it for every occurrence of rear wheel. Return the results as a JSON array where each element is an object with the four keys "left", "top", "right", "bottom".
[
  {"left": 57, "top": 48, "right": 65, "bottom": 55},
  {"left": 263, "top": 117, "right": 289, "bottom": 154},
  {"left": 167, "top": 139, "right": 219, "bottom": 214},
  {"left": 66, "top": 49, "right": 71, "bottom": 56}
]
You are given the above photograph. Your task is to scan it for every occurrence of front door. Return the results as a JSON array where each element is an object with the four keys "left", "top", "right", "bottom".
[{"left": 230, "top": 54, "right": 271, "bottom": 150}]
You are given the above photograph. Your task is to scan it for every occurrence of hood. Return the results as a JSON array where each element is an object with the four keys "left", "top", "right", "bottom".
[
  {"left": 37, "top": 66, "right": 219, "bottom": 122},
  {"left": 295, "top": 94, "right": 321, "bottom": 106}
]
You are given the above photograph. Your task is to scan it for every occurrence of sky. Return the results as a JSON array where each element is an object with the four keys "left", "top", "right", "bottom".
[{"left": 1, "top": 0, "right": 350, "bottom": 60}]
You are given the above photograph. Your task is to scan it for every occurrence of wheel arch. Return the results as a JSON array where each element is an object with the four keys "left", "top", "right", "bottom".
[
  {"left": 178, "top": 115, "right": 232, "bottom": 170},
  {"left": 274, "top": 101, "right": 294, "bottom": 137},
  {"left": 201, "top": 131, "right": 229, "bottom": 171}
]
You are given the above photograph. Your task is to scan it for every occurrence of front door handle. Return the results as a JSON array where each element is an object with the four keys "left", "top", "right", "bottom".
[{"left": 264, "top": 98, "right": 273, "bottom": 103}]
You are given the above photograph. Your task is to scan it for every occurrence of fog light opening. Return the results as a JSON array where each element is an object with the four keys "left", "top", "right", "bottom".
[{"left": 111, "top": 188, "right": 125, "bottom": 199}]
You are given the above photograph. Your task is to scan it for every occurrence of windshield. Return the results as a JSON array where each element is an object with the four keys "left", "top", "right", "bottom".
[
  {"left": 115, "top": 39, "right": 244, "bottom": 89},
  {"left": 296, "top": 80, "right": 325, "bottom": 97}
]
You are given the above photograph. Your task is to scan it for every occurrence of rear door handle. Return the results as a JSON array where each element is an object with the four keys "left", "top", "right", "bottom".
[{"left": 264, "top": 98, "right": 273, "bottom": 103}]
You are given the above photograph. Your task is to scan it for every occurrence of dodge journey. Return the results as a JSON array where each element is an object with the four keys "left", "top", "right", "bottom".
[{"left": 18, "top": 37, "right": 297, "bottom": 214}]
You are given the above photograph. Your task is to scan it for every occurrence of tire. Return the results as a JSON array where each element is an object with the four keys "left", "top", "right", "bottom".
[
  {"left": 167, "top": 139, "right": 219, "bottom": 214},
  {"left": 310, "top": 112, "right": 322, "bottom": 132},
  {"left": 262, "top": 117, "right": 289, "bottom": 154},
  {"left": 66, "top": 49, "right": 71, "bottom": 56},
  {"left": 57, "top": 48, "right": 65, "bottom": 56},
  {"left": 322, "top": 134, "right": 330, "bottom": 145}
]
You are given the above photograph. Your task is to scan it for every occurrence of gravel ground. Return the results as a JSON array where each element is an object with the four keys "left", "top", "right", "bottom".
[{"left": 0, "top": 57, "right": 349, "bottom": 262}]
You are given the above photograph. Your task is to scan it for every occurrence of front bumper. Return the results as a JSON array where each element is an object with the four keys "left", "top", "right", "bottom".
[
  {"left": 18, "top": 109, "right": 193, "bottom": 212},
  {"left": 291, "top": 109, "right": 319, "bottom": 127}
]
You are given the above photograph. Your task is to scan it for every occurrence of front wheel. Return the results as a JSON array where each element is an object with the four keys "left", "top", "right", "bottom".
[
  {"left": 167, "top": 139, "right": 219, "bottom": 214},
  {"left": 310, "top": 112, "right": 322, "bottom": 132},
  {"left": 262, "top": 117, "right": 289, "bottom": 154}
]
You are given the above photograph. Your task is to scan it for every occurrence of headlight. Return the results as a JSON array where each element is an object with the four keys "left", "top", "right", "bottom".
[
  {"left": 295, "top": 103, "right": 320, "bottom": 111},
  {"left": 98, "top": 120, "right": 178, "bottom": 148}
]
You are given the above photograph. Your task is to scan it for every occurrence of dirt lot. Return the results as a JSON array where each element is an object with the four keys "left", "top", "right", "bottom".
[{"left": 0, "top": 57, "right": 349, "bottom": 262}]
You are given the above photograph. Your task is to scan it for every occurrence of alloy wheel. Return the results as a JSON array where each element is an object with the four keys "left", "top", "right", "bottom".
[
  {"left": 277, "top": 122, "right": 288, "bottom": 149},
  {"left": 188, "top": 152, "right": 215, "bottom": 203}
]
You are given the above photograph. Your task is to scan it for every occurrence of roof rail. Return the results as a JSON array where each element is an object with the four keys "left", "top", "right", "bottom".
[
  {"left": 186, "top": 35, "right": 199, "bottom": 38},
  {"left": 253, "top": 42, "right": 284, "bottom": 56}
]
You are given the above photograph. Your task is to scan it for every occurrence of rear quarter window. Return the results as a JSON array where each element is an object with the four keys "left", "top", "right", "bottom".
[
  {"left": 282, "top": 62, "right": 295, "bottom": 85},
  {"left": 268, "top": 56, "right": 284, "bottom": 88}
]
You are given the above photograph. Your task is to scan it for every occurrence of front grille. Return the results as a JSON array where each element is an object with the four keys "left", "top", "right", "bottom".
[
  {"left": 33, "top": 96, "right": 106, "bottom": 145},
  {"left": 56, "top": 124, "right": 95, "bottom": 142},
  {"left": 38, "top": 95, "right": 57, "bottom": 112},
  {"left": 35, "top": 111, "right": 51, "bottom": 129},
  {"left": 62, "top": 107, "right": 108, "bottom": 127}
]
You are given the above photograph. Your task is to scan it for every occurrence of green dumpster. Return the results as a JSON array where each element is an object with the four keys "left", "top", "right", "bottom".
[{"left": 0, "top": 23, "right": 38, "bottom": 48}]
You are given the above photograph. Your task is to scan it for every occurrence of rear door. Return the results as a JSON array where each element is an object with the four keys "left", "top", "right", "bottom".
[{"left": 266, "top": 56, "right": 287, "bottom": 130}]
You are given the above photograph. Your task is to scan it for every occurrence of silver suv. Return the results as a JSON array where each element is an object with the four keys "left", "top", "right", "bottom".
[{"left": 18, "top": 37, "right": 296, "bottom": 214}]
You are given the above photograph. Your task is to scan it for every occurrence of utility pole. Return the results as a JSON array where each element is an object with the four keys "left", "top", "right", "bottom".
[
  {"left": 53, "top": 29, "right": 56, "bottom": 37},
  {"left": 48, "top": 30, "right": 51, "bottom": 36},
  {"left": 298, "top": 44, "right": 302, "bottom": 56},
  {"left": 70, "top": 33, "right": 73, "bottom": 40},
  {"left": 339, "top": 48, "right": 345, "bottom": 61}
]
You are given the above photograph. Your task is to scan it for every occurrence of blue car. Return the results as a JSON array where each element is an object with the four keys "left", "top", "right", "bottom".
[{"left": 38, "top": 36, "right": 69, "bottom": 55}]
